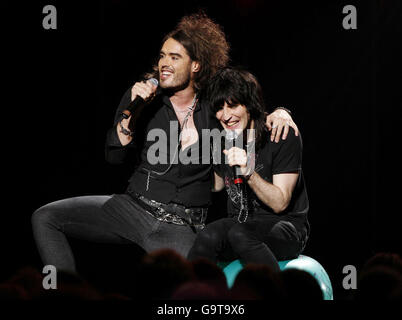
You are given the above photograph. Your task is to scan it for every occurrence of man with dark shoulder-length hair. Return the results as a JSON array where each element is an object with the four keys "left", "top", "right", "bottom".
[
  {"left": 32, "top": 12, "right": 298, "bottom": 274},
  {"left": 188, "top": 67, "right": 309, "bottom": 272}
]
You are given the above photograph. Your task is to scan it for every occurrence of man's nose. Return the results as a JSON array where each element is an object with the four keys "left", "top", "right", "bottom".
[
  {"left": 222, "top": 108, "right": 232, "bottom": 121},
  {"left": 159, "top": 57, "right": 169, "bottom": 67}
]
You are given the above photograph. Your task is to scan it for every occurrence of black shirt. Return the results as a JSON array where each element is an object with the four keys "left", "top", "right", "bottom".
[
  {"left": 105, "top": 88, "right": 219, "bottom": 207},
  {"left": 215, "top": 129, "right": 309, "bottom": 228}
]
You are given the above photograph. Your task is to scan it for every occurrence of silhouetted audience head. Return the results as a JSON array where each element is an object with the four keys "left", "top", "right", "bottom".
[
  {"left": 355, "top": 266, "right": 401, "bottom": 301},
  {"left": 4, "top": 251, "right": 401, "bottom": 300},
  {"left": 192, "top": 258, "right": 227, "bottom": 284},
  {"left": 0, "top": 266, "right": 42, "bottom": 299},
  {"left": 354, "top": 252, "right": 402, "bottom": 301},
  {"left": 39, "top": 271, "right": 103, "bottom": 300},
  {"left": 280, "top": 269, "right": 323, "bottom": 300},
  {"left": 230, "top": 264, "right": 285, "bottom": 300},
  {"left": 171, "top": 281, "right": 223, "bottom": 300},
  {"left": 0, "top": 266, "right": 102, "bottom": 300},
  {"left": 363, "top": 252, "right": 402, "bottom": 275},
  {"left": 0, "top": 283, "right": 30, "bottom": 300},
  {"left": 132, "top": 249, "right": 195, "bottom": 300},
  {"left": 189, "top": 258, "right": 230, "bottom": 298}
]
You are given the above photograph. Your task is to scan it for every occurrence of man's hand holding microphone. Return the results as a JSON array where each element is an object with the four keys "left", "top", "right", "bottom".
[{"left": 117, "top": 78, "right": 159, "bottom": 146}]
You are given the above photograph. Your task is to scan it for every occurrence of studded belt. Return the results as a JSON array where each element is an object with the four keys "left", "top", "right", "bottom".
[{"left": 132, "top": 193, "right": 207, "bottom": 229}]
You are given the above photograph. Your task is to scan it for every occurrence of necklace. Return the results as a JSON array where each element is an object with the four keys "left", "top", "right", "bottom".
[
  {"left": 172, "top": 95, "right": 197, "bottom": 114},
  {"left": 174, "top": 107, "right": 193, "bottom": 113},
  {"left": 144, "top": 95, "right": 198, "bottom": 191},
  {"left": 173, "top": 95, "right": 198, "bottom": 128}
]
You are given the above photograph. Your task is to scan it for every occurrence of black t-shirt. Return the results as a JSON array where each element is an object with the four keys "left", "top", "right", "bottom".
[
  {"left": 105, "top": 88, "right": 220, "bottom": 207},
  {"left": 215, "top": 129, "right": 309, "bottom": 226}
]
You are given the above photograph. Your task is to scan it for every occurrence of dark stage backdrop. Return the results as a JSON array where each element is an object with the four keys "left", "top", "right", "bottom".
[{"left": 2, "top": 0, "right": 401, "bottom": 299}]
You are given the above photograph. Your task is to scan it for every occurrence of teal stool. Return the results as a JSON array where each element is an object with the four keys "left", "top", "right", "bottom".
[{"left": 218, "top": 255, "right": 333, "bottom": 300}]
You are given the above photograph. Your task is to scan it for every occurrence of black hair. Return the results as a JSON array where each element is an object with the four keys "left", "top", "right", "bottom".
[{"left": 202, "top": 67, "right": 268, "bottom": 149}]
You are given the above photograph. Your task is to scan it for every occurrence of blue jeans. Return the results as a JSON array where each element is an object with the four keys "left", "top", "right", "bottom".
[{"left": 31, "top": 194, "right": 198, "bottom": 274}]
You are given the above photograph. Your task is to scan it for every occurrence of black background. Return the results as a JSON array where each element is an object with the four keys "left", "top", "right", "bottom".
[{"left": 2, "top": 0, "right": 401, "bottom": 300}]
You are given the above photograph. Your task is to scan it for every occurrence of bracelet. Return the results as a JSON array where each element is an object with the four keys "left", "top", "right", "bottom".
[
  {"left": 273, "top": 106, "right": 292, "bottom": 115},
  {"left": 244, "top": 171, "right": 254, "bottom": 181},
  {"left": 119, "top": 120, "right": 134, "bottom": 137}
]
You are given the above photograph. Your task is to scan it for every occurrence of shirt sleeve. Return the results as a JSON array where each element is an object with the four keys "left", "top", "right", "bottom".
[
  {"left": 272, "top": 129, "right": 303, "bottom": 175},
  {"left": 105, "top": 87, "right": 134, "bottom": 164},
  {"left": 113, "top": 87, "right": 132, "bottom": 125}
]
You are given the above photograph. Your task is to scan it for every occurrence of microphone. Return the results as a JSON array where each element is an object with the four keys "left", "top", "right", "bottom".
[
  {"left": 225, "top": 130, "right": 249, "bottom": 223},
  {"left": 121, "top": 78, "right": 159, "bottom": 119},
  {"left": 225, "top": 130, "right": 245, "bottom": 187}
]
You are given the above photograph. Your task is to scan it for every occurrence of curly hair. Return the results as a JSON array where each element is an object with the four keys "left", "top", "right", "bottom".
[{"left": 147, "top": 12, "right": 230, "bottom": 93}]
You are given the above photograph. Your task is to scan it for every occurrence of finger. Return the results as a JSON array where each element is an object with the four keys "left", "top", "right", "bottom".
[
  {"left": 132, "top": 83, "right": 144, "bottom": 96},
  {"left": 136, "top": 87, "right": 149, "bottom": 100},
  {"left": 135, "top": 84, "right": 153, "bottom": 100},
  {"left": 270, "top": 125, "right": 277, "bottom": 142},
  {"left": 233, "top": 149, "right": 247, "bottom": 162},
  {"left": 227, "top": 155, "right": 234, "bottom": 166},
  {"left": 135, "top": 82, "right": 148, "bottom": 91},
  {"left": 275, "top": 123, "right": 285, "bottom": 143},
  {"left": 132, "top": 82, "right": 152, "bottom": 101},
  {"left": 131, "top": 86, "right": 139, "bottom": 101},
  {"left": 231, "top": 147, "right": 243, "bottom": 153},
  {"left": 143, "top": 87, "right": 155, "bottom": 99},
  {"left": 144, "top": 80, "right": 158, "bottom": 93},
  {"left": 290, "top": 122, "right": 299, "bottom": 136},
  {"left": 139, "top": 82, "right": 153, "bottom": 94},
  {"left": 136, "top": 82, "right": 154, "bottom": 94},
  {"left": 227, "top": 153, "right": 235, "bottom": 166},
  {"left": 282, "top": 123, "right": 290, "bottom": 140},
  {"left": 223, "top": 149, "right": 233, "bottom": 166},
  {"left": 231, "top": 151, "right": 246, "bottom": 167},
  {"left": 266, "top": 117, "right": 272, "bottom": 131}
]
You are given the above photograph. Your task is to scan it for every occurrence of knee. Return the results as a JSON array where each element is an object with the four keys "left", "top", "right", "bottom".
[
  {"left": 193, "top": 228, "right": 221, "bottom": 250},
  {"left": 271, "top": 221, "right": 299, "bottom": 241},
  {"left": 227, "top": 224, "right": 255, "bottom": 252},
  {"left": 189, "top": 226, "right": 224, "bottom": 259},
  {"left": 31, "top": 204, "right": 57, "bottom": 231}
]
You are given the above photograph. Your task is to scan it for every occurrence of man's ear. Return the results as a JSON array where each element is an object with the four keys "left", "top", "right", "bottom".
[{"left": 192, "top": 61, "right": 200, "bottom": 73}]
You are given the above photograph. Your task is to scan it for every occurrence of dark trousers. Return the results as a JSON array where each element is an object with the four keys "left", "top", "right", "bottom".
[
  {"left": 187, "top": 214, "right": 307, "bottom": 272},
  {"left": 31, "top": 194, "right": 198, "bottom": 274}
]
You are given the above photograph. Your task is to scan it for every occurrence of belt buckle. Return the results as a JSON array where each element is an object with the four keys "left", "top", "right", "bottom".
[
  {"left": 150, "top": 199, "right": 159, "bottom": 206},
  {"left": 156, "top": 207, "right": 166, "bottom": 215},
  {"left": 172, "top": 215, "right": 184, "bottom": 225},
  {"left": 194, "top": 223, "right": 205, "bottom": 230},
  {"left": 164, "top": 213, "right": 185, "bottom": 225},
  {"left": 164, "top": 213, "right": 174, "bottom": 223}
]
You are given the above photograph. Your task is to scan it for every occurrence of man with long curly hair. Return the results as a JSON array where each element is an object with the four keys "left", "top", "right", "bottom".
[{"left": 32, "top": 12, "right": 298, "bottom": 274}]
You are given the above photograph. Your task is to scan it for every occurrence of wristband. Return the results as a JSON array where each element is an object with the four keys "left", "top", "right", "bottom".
[
  {"left": 244, "top": 171, "right": 254, "bottom": 181},
  {"left": 119, "top": 120, "right": 134, "bottom": 137}
]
